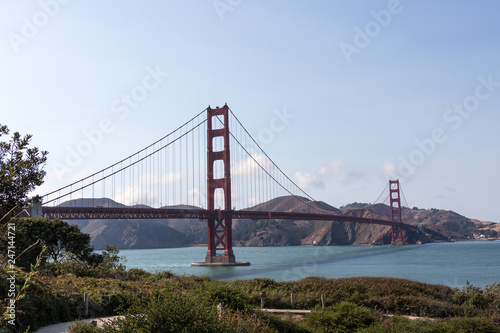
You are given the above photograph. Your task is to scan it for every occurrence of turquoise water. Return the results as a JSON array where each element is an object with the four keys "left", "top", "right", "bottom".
[{"left": 117, "top": 241, "right": 500, "bottom": 287}]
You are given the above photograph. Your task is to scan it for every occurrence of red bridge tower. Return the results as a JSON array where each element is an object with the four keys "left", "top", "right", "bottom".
[
  {"left": 389, "top": 179, "right": 404, "bottom": 244},
  {"left": 192, "top": 104, "right": 249, "bottom": 266}
]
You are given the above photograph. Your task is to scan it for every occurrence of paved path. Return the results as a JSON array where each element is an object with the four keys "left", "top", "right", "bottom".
[
  {"left": 34, "top": 316, "right": 122, "bottom": 333},
  {"left": 260, "top": 309, "right": 311, "bottom": 314}
]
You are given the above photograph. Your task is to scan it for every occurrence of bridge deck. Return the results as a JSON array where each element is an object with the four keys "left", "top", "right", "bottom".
[{"left": 40, "top": 206, "right": 418, "bottom": 230}]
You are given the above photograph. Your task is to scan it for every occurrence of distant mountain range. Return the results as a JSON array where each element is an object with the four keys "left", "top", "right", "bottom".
[{"left": 61, "top": 197, "right": 499, "bottom": 250}]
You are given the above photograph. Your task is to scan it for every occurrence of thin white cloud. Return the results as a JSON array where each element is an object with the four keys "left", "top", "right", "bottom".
[
  {"left": 293, "top": 159, "right": 374, "bottom": 191},
  {"left": 381, "top": 161, "right": 397, "bottom": 179},
  {"left": 294, "top": 171, "right": 325, "bottom": 190},
  {"left": 232, "top": 154, "right": 274, "bottom": 176},
  {"left": 317, "top": 160, "right": 343, "bottom": 181}
]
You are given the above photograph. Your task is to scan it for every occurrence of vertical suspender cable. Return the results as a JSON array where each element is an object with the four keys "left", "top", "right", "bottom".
[
  {"left": 198, "top": 115, "right": 201, "bottom": 208},
  {"left": 158, "top": 142, "right": 161, "bottom": 208},
  {"left": 204, "top": 119, "right": 207, "bottom": 209},
  {"left": 192, "top": 123, "right": 195, "bottom": 207},
  {"left": 173, "top": 132, "right": 176, "bottom": 205},
  {"left": 179, "top": 129, "right": 182, "bottom": 204},
  {"left": 102, "top": 171, "right": 105, "bottom": 205}
]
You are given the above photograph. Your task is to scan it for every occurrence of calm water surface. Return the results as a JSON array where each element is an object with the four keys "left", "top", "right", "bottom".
[{"left": 117, "top": 240, "right": 500, "bottom": 287}]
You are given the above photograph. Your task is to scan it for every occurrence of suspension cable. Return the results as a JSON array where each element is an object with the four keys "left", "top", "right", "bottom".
[
  {"left": 226, "top": 108, "right": 334, "bottom": 213},
  {"left": 44, "top": 115, "right": 208, "bottom": 205},
  {"left": 372, "top": 182, "right": 389, "bottom": 205},
  {"left": 42, "top": 108, "right": 207, "bottom": 199},
  {"left": 400, "top": 183, "right": 410, "bottom": 208}
]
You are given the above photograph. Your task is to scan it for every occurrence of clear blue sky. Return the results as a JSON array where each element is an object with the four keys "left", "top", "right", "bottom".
[{"left": 1, "top": 1, "right": 499, "bottom": 222}]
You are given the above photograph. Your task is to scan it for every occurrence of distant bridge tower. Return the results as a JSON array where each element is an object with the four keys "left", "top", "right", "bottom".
[
  {"left": 389, "top": 180, "right": 404, "bottom": 244},
  {"left": 193, "top": 104, "right": 249, "bottom": 266}
]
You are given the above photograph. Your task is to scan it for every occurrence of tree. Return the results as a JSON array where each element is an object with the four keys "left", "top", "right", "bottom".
[
  {"left": 486, "top": 229, "right": 498, "bottom": 239},
  {"left": 0, "top": 124, "right": 48, "bottom": 219},
  {"left": 5, "top": 218, "right": 94, "bottom": 268}
]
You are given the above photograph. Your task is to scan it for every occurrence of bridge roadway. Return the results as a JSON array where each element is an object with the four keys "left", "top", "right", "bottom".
[{"left": 41, "top": 206, "right": 418, "bottom": 230}]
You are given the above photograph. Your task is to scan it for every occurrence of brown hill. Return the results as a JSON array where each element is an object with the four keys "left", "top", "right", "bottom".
[
  {"left": 79, "top": 220, "right": 188, "bottom": 250},
  {"left": 63, "top": 197, "right": 498, "bottom": 249},
  {"left": 233, "top": 197, "right": 425, "bottom": 246},
  {"left": 246, "top": 195, "right": 340, "bottom": 214},
  {"left": 234, "top": 198, "right": 498, "bottom": 246}
]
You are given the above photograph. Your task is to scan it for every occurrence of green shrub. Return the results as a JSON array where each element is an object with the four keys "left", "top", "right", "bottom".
[
  {"left": 40, "top": 245, "right": 126, "bottom": 279},
  {"left": 149, "top": 270, "right": 174, "bottom": 281},
  {"left": 303, "top": 301, "right": 375, "bottom": 333},
  {"left": 68, "top": 321, "right": 103, "bottom": 333},
  {"left": 361, "top": 316, "right": 500, "bottom": 333},
  {"left": 102, "top": 289, "right": 218, "bottom": 332},
  {"left": 193, "top": 281, "right": 251, "bottom": 311},
  {"left": 359, "top": 317, "right": 430, "bottom": 333},
  {"left": 442, "top": 317, "right": 500, "bottom": 332},
  {"left": 123, "top": 268, "right": 152, "bottom": 281},
  {"left": 102, "top": 288, "right": 274, "bottom": 333},
  {"left": 359, "top": 317, "right": 438, "bottom": 333},
  {"left": 453, "top": 281, "right": 490, "bottom": 310}
]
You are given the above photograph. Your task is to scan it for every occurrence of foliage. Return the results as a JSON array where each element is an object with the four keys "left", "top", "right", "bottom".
[
  {"left": 256, "top": 312, "right": 311, "bottom": 333},
  {"left": 361, "top": 316, "right": 500, "bottom": 333},
  {"left": 122, "top": 268, "right": 152, "bottom": 281},
  {"left": 42, "top": 245, "right": 126, "bottom": 279},
  {"left": 1, "top": 247, "right": 45, "bottom": 332},
  {"left": 0, "top": 124, "right": 48, "bottom": 220},
  {"left": 89, "top": 245, "right": 126, "bottom": 278},
  {"left": 191, "top": 280, "right": 251, "bottom": 311},
  {"left": 3, "top": 218, "right": 95, "bottom": 269},
  {"left": 3, "top": 271, "right": 499, "bottom": 332},
  {"left": 339, "top": 202, "right": 370, "bottom": 211},
  {"left": 102, "top": 288, "right": 274, "bottom": 333},
  {"left": 453, "top": 281, "right": 492, "bottom": 310},
  {"left": 231, "top": 276, "right": 458, "bottom": 315},
  {"left": 484, "top": 283, "right": 500, "bottom": 312},
  {"left": 68, "top": 321, "right": 103, "bottom": 333},
  {"left": 485, "top": 229, "right": 498, "bottom": 239},
  {"left": 303, "top": 302, "right": 376, "bottom": 333}
]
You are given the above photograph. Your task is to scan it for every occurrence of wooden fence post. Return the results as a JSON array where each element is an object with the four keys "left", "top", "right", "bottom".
[
  {"left": 291, "top": 293, "right": 295, "bottom": 309},
  {"left": 84, "top": 292, "right": 89, "bottom": 316},
  {"left": 321, "top": 294, "right": 325, "bottom": 308},
  {"left": 260, "top": 291, "right": 266, "bottom": 309}
]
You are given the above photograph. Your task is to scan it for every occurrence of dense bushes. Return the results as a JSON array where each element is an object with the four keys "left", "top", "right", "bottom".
[
  {"left": 231, "top": 276, "right": 458, "bottom": 315},
  {"left": 101, "top": 288, "right": 276, "bottom": 333},
  {"left": 192, "top": 281, "right": 251, "bottom": 311},
  {"left": 2, "top": 265, "right": 500, "bottom": 332},
  {"left": 361, "top": 316, "right": 500, "bottom": 332},
  {"left": 303, "top": 302, "right": 376, "bottom": 333},
  {"left": 3, "top": 218, "right": 95, "bottom": 269},
  {"left": 41, "top": 245, "right": 126, "bottom": 279}
]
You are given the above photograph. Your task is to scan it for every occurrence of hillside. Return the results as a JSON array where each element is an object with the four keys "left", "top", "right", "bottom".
[
  {"left": 338, "top": 203, "right": 499, "bottom": 241},
  {"left": 62, "top": 197, "right": 498, "bottom": 249},
  {"left": 235, "top": 199, "right": 430, "bottom": 246},
  {"left": 75, "top": 219, "right": 189, "bottom": 249}
]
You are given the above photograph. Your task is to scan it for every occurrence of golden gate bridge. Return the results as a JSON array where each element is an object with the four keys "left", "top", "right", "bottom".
[{"left": 34, "top": 104, "right": 418, "bottom": 266}]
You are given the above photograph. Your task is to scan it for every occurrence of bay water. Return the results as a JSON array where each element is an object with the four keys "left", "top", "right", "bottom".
[{"left": 118, "top": 240, "right": 500, "bottom": 288}]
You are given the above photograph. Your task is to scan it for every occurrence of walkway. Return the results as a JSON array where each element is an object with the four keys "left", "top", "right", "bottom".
[{"left": 34, "top": 316, "right": 121, "bottom": 333}]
